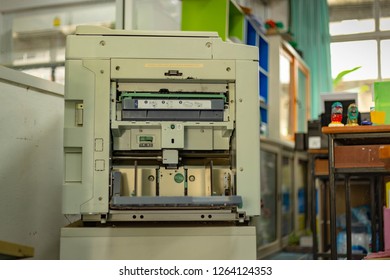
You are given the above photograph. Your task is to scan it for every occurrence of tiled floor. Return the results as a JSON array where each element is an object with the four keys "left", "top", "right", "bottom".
[{"left": 261, "top": 251, "right": 312, "bottom": 260}]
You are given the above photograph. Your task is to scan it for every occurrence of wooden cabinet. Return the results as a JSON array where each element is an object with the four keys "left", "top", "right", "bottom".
[{"left": 268, "top": 35, "right": 310, "bottom": 144}]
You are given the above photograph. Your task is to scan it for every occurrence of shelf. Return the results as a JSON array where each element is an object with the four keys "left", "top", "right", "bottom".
[
  {"left": 259, "top": 67, "right": 268, "bottom": 76},
  {"left": 260, "top": 100, "right": 268, "bottom": 110}
]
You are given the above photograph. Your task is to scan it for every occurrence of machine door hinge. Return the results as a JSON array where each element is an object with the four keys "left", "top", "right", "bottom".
[{"left": 75, "top": 103, "right": 84, "bottom": 126}]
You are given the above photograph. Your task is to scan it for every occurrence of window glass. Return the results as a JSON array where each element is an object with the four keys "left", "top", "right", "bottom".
[
  {"left": 381, "top": 39, "right": 390, "bottom": 78},
  {"left": 279, "top": 53, "right": 291, "bottom": 139},
  {"left": 330, "top": 40, "right": 377, "bottom": 81},
  {"left": 330, "top": 19, "right": 374, "bottom": 35},
  {"left": 380, "top": 0, "right": 390, "bottom": 30},
  {"left": 381, "top": 18, "right": 390, "bottom": 30},
  {"left": 328, "top": 0, "right": 374, "bottom": 35}
]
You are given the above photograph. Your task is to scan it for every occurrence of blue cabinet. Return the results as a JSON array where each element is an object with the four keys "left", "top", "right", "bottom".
[{"left": 245, "top": 18, "right": 269, "bottom": 136}]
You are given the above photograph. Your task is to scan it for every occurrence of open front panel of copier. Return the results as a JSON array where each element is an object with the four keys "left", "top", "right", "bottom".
[
  {"left": 110, "top": 79, "right": 239, "bottom": 220},
  {"left": 62, "top": 26, "right": 260, "bottom": 224}
]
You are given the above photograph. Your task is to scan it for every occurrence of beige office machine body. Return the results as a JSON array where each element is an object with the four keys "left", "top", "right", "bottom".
[{"left": 61, "top": 26, "right": 260, "bottom": 259}]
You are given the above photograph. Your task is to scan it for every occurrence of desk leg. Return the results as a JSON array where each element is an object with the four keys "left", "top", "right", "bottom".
[
  {"left": 329, "top": 135, "right": 337, "bottom": 259},
  {"left": 345, "top": 175, "right": 352, "bottom": 259},
  {"left": 311, "top": 155, "right": 318, "bottom": 260},
  {"left": 370, "top": 177, "right": 377, "bottom": 253},
  {"left": 378, "top": 176, "right": 384, "bottom": 251},
  {"left": 322, "top": 181, "right": 329, "bottom": 252}
]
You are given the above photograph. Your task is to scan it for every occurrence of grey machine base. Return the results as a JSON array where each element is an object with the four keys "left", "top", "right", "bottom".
[
  {"left": 60, "top": 226, "right": 256, "bottom": 260},
  {"left": 111, "top": 195, "right": 243, "bottom": 208}
]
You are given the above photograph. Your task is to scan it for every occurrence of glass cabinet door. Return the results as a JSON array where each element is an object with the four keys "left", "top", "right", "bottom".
[
  {"left": 254, "top": 149, "right": 277, "bottom": 247},
  {"left": 295, "top": 156, "right": 308, "bottom": 233},
  {"left": 281, "top": 154, "right": 294, "bottom": 237},
  {"left": 279, "top": 52, "right": 293, "bottom": 141}
]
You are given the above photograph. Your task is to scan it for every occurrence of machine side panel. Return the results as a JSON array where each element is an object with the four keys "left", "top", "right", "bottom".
[
  {"left": 63, "top": 60, "right": 95, "bottom": 214},
  {"left": 235, "top": 60, "right": 261, "bottom": 217},
  {"left": 63, "top": 59, "right": 110, "bottom": 214},
  {"left": 212, "top": 39, "right": 258, "bottom": 61},
  {"left": 66, "top": 35, "right": 257, "bottom": 61},
  {"left": 81, "top": 60, "right": 111, "bottom": 213},
  {"left": 66, "top": 36, "right": 214, "bottom": 60},
  {"left": 111, "top": 59, "right": 235, "bottom": 80}
]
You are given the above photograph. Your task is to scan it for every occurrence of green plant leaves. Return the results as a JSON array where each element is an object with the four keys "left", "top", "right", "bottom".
[{"left": 333, "top": 66, "right": 362, "bottom": 87}]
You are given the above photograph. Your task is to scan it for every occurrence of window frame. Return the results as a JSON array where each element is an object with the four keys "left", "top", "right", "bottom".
[{"left": 330, "top": 0, "right": 390, "bottom": 81}]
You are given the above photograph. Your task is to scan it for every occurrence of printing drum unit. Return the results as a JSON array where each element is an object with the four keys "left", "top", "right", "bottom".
[{"left": 121, "top": 92, "right": 226, "bottom": 121}]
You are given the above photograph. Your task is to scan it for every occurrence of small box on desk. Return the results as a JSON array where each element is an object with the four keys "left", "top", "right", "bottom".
[
  {"left": 308, "top": 120, "right": 327, "bottom": 149},
  {"left": 295, "top": 133, "right": 307, "bottom": 151},
  {"left": 314, "top": 159, "right": 329, "bottom": 176}
]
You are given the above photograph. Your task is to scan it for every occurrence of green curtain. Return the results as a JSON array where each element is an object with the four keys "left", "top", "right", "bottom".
[{"left": 290, "top": 0, "right": 333, "bottom": 119}]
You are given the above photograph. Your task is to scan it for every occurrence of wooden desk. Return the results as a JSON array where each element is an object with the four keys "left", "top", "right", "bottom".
[
  {"left": 308, "top": 149, "right": 329, "bottom": 260},
  {"left": 322, "top": 125, "right": 389, "bottom": 259}
]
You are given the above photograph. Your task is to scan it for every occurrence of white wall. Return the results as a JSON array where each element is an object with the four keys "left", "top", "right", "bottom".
[
  {"left": 0, "top": 0, "right": 103, "bottom": 12},
  {"left": 235, "top": 0, "right": 268, "bottom": 21},
  {"left": 119, "top": 0, "right": 182, "bottom": 31},
  {"left": 0, "top": 66, "right": 68, "bottom": 259},
  {"left": 269, "top": 0, "right": 289, "bottom": 32}
]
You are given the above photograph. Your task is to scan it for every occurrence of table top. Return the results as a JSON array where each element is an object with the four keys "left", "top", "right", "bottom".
[
  {"left": 322, "top": 125, "right": 390, "bottom": 134},
  {"left": 308, "top": 149, "right": 328, "bottom": 154}
]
